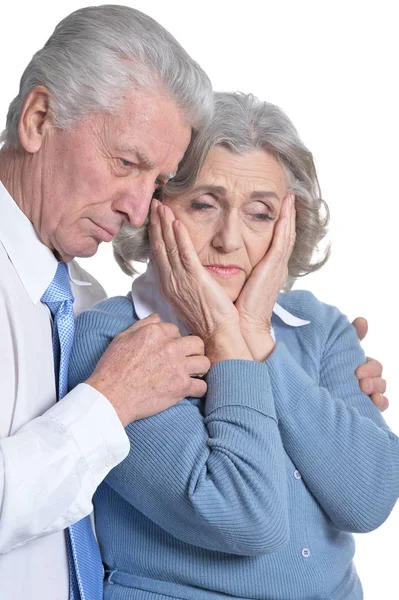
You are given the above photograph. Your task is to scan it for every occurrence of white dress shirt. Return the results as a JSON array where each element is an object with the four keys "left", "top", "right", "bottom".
[{"left": 0, "top": 182, "right": 130, "bottom": 600}]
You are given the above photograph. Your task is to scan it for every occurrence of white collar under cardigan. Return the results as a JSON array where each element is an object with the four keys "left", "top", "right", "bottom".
[{"left": 131, "top": 261, "right": 310, "bottom": 340}]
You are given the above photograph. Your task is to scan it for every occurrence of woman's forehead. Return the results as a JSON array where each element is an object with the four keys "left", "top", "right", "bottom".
[{"left": 196, "top": 146, "right": 286, "bottom": 194}]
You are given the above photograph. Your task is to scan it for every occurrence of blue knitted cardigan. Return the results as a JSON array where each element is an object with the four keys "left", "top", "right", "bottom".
[{"left": 69, "top": 290, "right": 399, "bottom": 600}]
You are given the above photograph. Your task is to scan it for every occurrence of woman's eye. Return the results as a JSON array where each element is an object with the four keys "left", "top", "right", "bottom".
[
  {"left": 246, "top": 201, "right": 276, "bottom": 222},
  {"left": 191, "top": 201, "right": 214, "bottom": 210},
  {"left": 252, "top": 213, "right": 275, "bottom": 221}
]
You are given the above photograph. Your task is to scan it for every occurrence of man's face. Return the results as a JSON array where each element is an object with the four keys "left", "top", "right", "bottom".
[{"left": 35, "top": 89, "right": 191, "bottom": 261}]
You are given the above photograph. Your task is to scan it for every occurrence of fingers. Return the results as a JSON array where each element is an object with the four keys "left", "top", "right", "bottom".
[
  {"left": 124, "top": 317, "right": 181, "bottom": 340},
  {"left": 173, "top": 219, "right": 203, "bottom": 272},
  {"left": 187, "top": 376, "right": 208, "bottom": 398},
  {"left": 269, "top": 192, "right": 296, "bottom": 265},
  {"left": 149, "top": 199, "right": 171, "bottom": 273},
  {"left": 128, "top": 313, "right": 161, "bottom": 331},
  {"left": 352, "top": 317, "right": 368, "bottom": 341},
  {"left": 185, "top": 354, "right": 211, "bottom": 377},
  {"left": 159, "top": 203, "right": 182, "bottom": 272},
  {"left": 359, "top": 376, "right": 387, "bottom": 396},
  {"left": 157, "top": 322, "right": 182, "bottom": 339},
  {"left": 371, "top": 393, "right": 389, "bottom": 412},
  {"left": 179, "top": 335, "right": 205, "bottom": 357},
  {"left": 356, "top": 357, "right": 383, "bottom": 379},
  {"left": 149, "top": 199, "right": 201, "bottom": 277}
]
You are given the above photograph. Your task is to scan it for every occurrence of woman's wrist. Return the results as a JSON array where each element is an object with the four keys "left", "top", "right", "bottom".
[
  {"left": 239, "top": 320, "right": 275, "bottom": 362},
  {"left": 247, "top": 335, "right": 275, "bottom": 362},
  {"left": 205, "top": 325, "right": 253, "bottom": 364}
]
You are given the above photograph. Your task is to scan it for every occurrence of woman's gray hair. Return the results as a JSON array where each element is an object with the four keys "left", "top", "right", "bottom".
[
  {"left": 113, "top": 92, "right": 330, "bottom": 290},
  {"left": 1, "top": 4, "right": 212, "bottom": 148}
]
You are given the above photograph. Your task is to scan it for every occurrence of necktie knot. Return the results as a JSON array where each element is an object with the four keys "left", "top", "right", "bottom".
[{"left": 41, "top": 262, "right": 74, "bottom": 311}]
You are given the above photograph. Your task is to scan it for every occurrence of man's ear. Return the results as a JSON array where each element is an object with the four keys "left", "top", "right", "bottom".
[{"left": 18, "top": 86, "right": 54, "bottom": 153}]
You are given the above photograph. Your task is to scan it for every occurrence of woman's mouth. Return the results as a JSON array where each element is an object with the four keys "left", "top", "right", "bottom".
[{"left": 204, "top": 265, "right": 243, "bottom": 278}]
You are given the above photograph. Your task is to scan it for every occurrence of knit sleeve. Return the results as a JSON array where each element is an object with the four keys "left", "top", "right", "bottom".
[
  {"left": 106, "top": 357, "right": 290, "bottom": 556},
  {"left": 69, "top": 299, "right": 290, "bottom": 556},
  {"left": 266, "top": 305, "right": 399, "bottom": 533}
]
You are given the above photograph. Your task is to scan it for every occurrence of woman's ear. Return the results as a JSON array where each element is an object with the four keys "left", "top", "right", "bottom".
[{"left": 18, "top": 86, "right": 53, "bottom": 153}]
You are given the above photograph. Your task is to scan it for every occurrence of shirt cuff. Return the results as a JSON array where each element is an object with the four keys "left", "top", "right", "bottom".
[{"left": 44, "top": 383, "right": 130, "bottom": 481}]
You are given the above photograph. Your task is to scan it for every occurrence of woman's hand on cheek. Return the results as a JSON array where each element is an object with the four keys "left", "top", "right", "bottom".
[
  {"left": 149, "top": 200, "right": 253, "bottom": 363},
  {"left": 235, "top": 193, "right": 296, "bottom": 361}
]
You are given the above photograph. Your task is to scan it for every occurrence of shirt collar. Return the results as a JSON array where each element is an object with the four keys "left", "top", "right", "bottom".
[
  {"left": 0, "top": 181, "right": 91, "bottom": 304},
  {"left": 131, "top": 261, "right": 310, "bottom": 336}
]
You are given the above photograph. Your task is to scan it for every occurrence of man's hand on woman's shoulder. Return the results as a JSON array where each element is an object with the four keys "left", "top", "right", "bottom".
[
  {"left": 352, "top": 317, "right": 388, "bottom": 412},
  {"left": 87, "top": 313, "right": 211, "bottom": 427}
]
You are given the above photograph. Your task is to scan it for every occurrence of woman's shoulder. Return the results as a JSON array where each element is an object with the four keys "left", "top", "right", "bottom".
[
  {"left": 275, "top": 289, "right": 362, "bottom": 364},
  {"left": 276, "top": 289, "right": 350, "bottom": 339},
  {"left": 70, "top": 294, "right": 137, "bottom": 388},
  {"left": 75, "top": 292, "right": 137, "bottom": 338}
]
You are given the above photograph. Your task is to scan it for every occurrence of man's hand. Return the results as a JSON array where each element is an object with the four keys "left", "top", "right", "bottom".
[
  {"left": 352, "top": 317, "right": 388, "bottom": 411},
  {"left": 86, "top": 313, "right": 211, "bottom": 427}
]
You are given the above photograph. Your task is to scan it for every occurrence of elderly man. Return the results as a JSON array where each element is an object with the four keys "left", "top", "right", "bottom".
[
  {"left": 0, "top": 6, "right": 213, "bottom": 600},
  {"left": 0, "top": 5, "right": 387, "bottom": 600}
]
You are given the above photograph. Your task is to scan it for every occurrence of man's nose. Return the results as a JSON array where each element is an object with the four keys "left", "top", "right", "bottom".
[{"left": 115, "top": 179, "right": 157, "bottom": 228}]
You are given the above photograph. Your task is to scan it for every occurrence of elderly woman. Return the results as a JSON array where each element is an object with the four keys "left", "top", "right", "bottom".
[{"left": 69, "top": 92, "right": 398, "bottom": 600}]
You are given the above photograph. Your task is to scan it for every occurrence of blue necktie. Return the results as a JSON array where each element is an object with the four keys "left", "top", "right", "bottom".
[{"left": 41, "top": 262, "right": 104, "bottom": 600}]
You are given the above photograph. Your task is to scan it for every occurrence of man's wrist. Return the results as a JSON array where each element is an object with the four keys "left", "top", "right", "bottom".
[{"left": 85, "top": 376, "right": 133, "bottom": 428}]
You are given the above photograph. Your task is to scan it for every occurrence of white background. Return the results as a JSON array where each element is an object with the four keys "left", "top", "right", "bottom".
[{"left": 1, "top": 1, "right": 398, "bottom": 597}]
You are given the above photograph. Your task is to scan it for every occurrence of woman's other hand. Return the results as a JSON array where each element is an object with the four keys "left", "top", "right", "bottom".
[
  {"left": 352, "top": 317, "right": 389, "bottom": 411},
  {"left": 235, "top": 193, "right": 296, "bottom": 361},
  {"left": 149, "top": 199, "right": 252, "bottom": 363}
]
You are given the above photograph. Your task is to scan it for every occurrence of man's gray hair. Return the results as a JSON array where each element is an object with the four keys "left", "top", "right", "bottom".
[
  {"left": 1, "top": 4, "right": 213, "bottom": 148},
  {"left": 113, "top": 92, "right": 330, "bottom": 290}
]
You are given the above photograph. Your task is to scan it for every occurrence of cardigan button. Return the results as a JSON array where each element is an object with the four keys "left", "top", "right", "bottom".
[
  {"left": 301, "top": 547, "right": 311, "bottom": 558},
  {"left": 293, "top": 470, "right": 302, "bottom": 480}
]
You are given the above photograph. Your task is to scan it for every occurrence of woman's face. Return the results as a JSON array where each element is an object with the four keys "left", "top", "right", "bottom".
[{"left": 162, "top": 146, "right": 288, "bottom": 302}]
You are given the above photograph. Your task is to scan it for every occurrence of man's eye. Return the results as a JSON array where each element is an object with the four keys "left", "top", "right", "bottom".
[{"left": 120, "top": 159, "right": 133, "bottom": 168}]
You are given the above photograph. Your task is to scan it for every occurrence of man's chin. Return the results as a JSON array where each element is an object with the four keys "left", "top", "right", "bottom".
[{"left": 57, "top": 238, "right": 101, "bottom": 261}]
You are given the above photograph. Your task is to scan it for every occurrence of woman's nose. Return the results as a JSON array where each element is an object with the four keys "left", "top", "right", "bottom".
[{"left": 211, "top": 214, "right": 244, "bottom": 253}]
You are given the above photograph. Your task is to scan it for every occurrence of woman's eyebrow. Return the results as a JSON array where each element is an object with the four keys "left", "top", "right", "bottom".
[
  {"left": 191, "top": 185, "right": 226, "bottom": 196},
  {"left": 250, "top": 191, "right": 281, "bottom": 202}
]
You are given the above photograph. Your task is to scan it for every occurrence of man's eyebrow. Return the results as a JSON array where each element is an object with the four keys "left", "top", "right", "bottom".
[
  {"left": 134, "top": 148, "right": 176, "bottom": 181},
  {"left": 135, "top": 148, "right": 155, "bottom": 169},
  {"left": 250, "top": 191, "right": 281, "bottom": 202}
]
